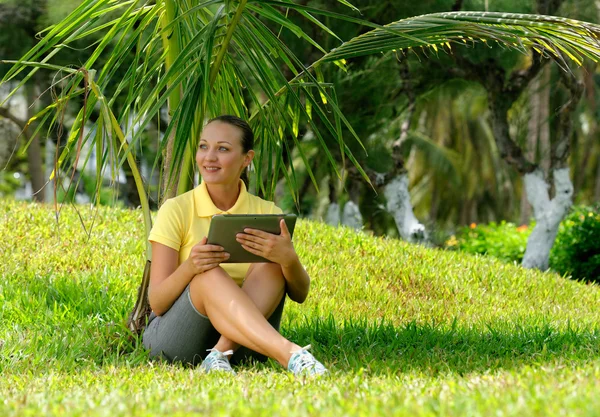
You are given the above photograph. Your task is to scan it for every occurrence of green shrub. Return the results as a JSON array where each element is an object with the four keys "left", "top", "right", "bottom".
[
  {"left": 550, "top": 205, "right": 600, "bottom": 282},
  {"left": 445, "top": 221, "right": 532, "bottom": 264}
]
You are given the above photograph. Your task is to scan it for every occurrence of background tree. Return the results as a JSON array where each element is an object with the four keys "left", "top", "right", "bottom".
[
  {"left": 0, "top": 0, "right": 49, "bottom": 202},
  {"left": 275, "top": 0, "right": 598, "bottom": 267}
]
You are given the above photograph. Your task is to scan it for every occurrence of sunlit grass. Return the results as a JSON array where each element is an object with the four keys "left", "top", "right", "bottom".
[{"left": 2, "top": 198, "right": 600, "bottom": 416}]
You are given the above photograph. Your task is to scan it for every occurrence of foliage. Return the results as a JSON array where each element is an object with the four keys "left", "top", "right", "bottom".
[
  {"left": 3, "top": 199, "right": 600, "bottom": 415},
  {"left": 550, "top": 204, "right": 600, "bottom": 282},
  {"left": 446, "top": 205, "right": 600, "bottom": 282},
  {"left": 445, "top": 220, "right": 532, "bottom": 264},
  {"left": 4, "top": 1, "right": 600, "bottom": 210},
  {"left": 0, "top": 172, "right": 21, "bottom": 197}
]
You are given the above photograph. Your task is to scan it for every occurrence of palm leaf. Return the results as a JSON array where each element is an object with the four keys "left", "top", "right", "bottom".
[{"left": 319, "top": 12, "right": 600, "bottom": 66}]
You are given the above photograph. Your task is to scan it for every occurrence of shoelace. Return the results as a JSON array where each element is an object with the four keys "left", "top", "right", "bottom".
[
  {"left": 205, "top": 348, "right": 234, "bottom": 371},
  {"left": 289, "top": 345, "right": 318, "bottom": 372},
  {"left": 290, "top": 344, "right": 312, "bottom": 354}
]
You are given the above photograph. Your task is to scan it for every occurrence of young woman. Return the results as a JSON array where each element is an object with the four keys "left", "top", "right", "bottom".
[{"left": 142, "top": 115, "right": 327, "bottom": 376}]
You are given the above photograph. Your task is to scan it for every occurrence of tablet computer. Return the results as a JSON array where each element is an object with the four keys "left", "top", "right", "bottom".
[{"left": 207, "top": 214, "right": 297, "bottom": 263}]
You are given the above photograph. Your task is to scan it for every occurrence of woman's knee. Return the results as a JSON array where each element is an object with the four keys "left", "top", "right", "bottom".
[
  {"left": 189, "top": 266, "right": 229, "bottom": 288},
  {"left": 188, "top": 266, "right": 231, "bottom": 315}
]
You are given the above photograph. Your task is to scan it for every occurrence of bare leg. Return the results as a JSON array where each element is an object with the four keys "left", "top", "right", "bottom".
[
  {"left": 213, "top": 263, "right": 286, "bottom": 354},
  {"left": 188, "top": 266, "right": 300, "bottom": 367}
]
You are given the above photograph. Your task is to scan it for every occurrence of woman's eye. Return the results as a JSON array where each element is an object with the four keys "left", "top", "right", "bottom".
[
  {"left": 219, "top": 147, "right": 228, "bottom": 151},
  {"left": 199, "top": 144, "right": 207, "bottom": 150}
]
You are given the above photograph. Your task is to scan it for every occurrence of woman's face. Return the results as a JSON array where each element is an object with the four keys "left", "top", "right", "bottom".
[{"left": 196, "top": 121, "right": 254, "bottom": 186}]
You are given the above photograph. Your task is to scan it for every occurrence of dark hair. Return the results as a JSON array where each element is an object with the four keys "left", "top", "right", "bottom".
[
  {"left": 207, "top": 115, "right": 254, "bottom": 153},
  {"left": 206, "top": 115, "right": 254, "bottom": 185}
]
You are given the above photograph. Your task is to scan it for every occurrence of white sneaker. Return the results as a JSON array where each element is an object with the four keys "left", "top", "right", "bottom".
[
  {"left": 200, "top": 349, "right": 236, "bottom": 374},
  {"left": 287, "top": 345, "right": 328, "bottom": 377}
]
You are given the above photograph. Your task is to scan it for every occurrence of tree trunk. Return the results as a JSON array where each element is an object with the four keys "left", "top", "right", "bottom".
[
  {"left": 25, "top": 85, "right": 45, "bottom": 202},
  {"left": 522, "top": 68, "right": 583, "bottom": 270},
  {"left": 574, "top": 65, "right": 598, "bottom": 195},
  {"left": 341, "top": 201, "right": 363, "bottom": 229},
  {"left": 521, "top": 79, "right": 539, "bottom": 225},
  {"left": 325, "top": 203, "right": 341, "bottom": 226},
  {"left": 521, "top": 66, "right": 550, "bottom": 224},
  {"left": 340, "top": 176, "right": 363, "bottom": 229},
  {"left": 522, "top": 168, "right": 573, "bottom": 269},
  {"left": 384, "top": 173, "right": 427, "bottom": 243},
  {"left": 381, "top": 59, "right": 427, "bottom": 243},
  {"left": 538, "top": 66, "right": 551, "bottom": 174},
  {"left": 159, "top": 0, "right": 182, "bottom": 204}
]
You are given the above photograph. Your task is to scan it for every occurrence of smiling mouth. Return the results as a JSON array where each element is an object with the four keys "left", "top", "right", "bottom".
[{"left": 203, "top": 166, "right": 221, "bottom": 172}]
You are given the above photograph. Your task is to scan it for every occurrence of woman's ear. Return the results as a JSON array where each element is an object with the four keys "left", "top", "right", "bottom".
[{"left": 244, "top": 150, "right": 255, "bottom": 168}]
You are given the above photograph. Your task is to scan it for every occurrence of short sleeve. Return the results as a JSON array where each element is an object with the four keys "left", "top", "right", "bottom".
[
  {"left": 270, "top": 203, "right": 283, "bottom": 215},
  {"left": 148, "top": 199, "right": 184, "bottom": 251}
]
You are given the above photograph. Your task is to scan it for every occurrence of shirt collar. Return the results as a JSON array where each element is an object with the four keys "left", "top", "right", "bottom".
[{"left": 194, "top": 180, "right": 250, "bottom": 217}]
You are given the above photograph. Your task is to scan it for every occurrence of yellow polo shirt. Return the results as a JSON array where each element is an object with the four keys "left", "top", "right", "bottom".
[{"left": 148, "top": 180, "right": 283, "bottom": 286}]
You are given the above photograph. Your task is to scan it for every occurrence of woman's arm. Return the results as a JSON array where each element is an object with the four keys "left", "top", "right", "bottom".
[
  {"left": 280, "top": 255, "right": 310, "bottom": 303},
  {"left": 148, "top": 242, "right": 196, "bottom": 316},
  {"left": 148, "top": 239, "right": 230, "bottom": 316}
]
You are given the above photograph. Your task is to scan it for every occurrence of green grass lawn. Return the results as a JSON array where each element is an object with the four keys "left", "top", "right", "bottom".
[{"left": 2, "top": 198, "right": 600, "bottom": 416}]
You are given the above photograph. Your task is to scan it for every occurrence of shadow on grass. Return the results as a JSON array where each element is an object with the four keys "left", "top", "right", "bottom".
[
  {"left": 282, "top": 316, "right": 600, "bottom": 376},
  {"left": 6, "top": 276, "right": 600, "bottom": 375}
]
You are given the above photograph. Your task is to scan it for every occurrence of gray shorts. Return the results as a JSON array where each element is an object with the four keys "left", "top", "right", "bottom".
[{"left": 142, "top": 285, "right": 285, "bottom": 366}]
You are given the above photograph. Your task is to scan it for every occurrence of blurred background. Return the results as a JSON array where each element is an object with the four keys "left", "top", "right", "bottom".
[{"left": 1, "top": 0, "right": 599, "bottom": 279}]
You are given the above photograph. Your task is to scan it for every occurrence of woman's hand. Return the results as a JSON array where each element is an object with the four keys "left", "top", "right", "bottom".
[
  {"left": 236, "top": 219, "right": 298, "bottom": 267},
  {"left": 187, "top": 237, "right": 230, "bottom": 275}
]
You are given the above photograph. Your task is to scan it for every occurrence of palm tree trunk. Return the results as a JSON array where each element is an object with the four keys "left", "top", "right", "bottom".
[{"left": 159, "top": 0, "right": 182, "bottom": 203}]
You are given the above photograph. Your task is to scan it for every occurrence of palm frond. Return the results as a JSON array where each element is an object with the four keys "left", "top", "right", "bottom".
[{"left": 320, "top": 12, "right": 600, "bottom": 67}]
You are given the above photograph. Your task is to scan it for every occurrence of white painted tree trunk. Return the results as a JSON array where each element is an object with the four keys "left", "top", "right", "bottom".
[
  {"left": 384, "top": 173, "right": 427, "bottom": 243},
  {"left": 522, "top": 168, "right": 573, "bottom": 270},
  {"left": 341, "top": 201, "right": 363, "bottom": 229},
  {"left": 325, "top": 203, "right": 340, "bottom": 226},
  {"left": 325, "top": 201, "right": 363, "bottom": 230}
]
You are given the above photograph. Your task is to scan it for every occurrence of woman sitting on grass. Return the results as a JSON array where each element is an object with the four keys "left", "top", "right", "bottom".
[{"left": 142, "top": 115, "right": 327, "bottom": 376}]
